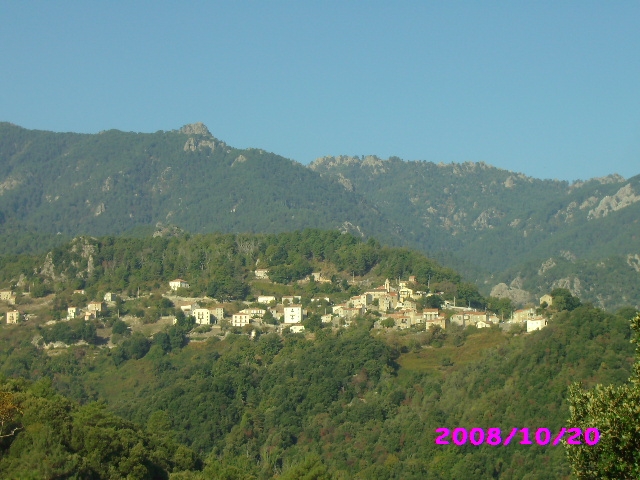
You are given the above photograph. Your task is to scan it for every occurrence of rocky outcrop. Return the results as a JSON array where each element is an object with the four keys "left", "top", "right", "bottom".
[
  {"left": 153, "top": 222, "right": 184, "bottom": 238},
  {"left": 490, "top": 282, "right": 532, "bottom": 306},
  {"left": 336, "top": 173, "right": 353, "bottom": 191},
  {"left": 338, "top": 221, "right": 364, "bottom": 237},
  {"left": 94, "top": 203, "right": 105, "bottom": 216},
  {"left": 472, "top": 208, "right": 504, "bottom": 230},
  {"left": 538, "top": 258, "right": 556, "bottom": 275},
  {"left": 231, "top": 155, "right": 247, "bottom": 167},
  {"left": 179, "top": 122, "right": 212, "bottom": 136},
  {"left": 627, "top": 254, "right": 640, "bottom": 273},
  {"left": 183, "top": 137, "right": 216, "bottom": 152},
  {"left": 0, "top": 176, "right": 22, "bottom": 195},
  {"left": 588, "top": 184, "right": 640, "bottom": 219},
  {"left": 551, "top": 277, "right": 582, "bottom": 297}
]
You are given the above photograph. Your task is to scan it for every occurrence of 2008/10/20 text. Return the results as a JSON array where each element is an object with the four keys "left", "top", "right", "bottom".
[{"left": 435, "top": 427, "right": 600, "bottom": 446}]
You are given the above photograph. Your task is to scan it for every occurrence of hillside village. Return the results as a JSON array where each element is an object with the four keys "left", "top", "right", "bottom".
[{"left": 0, "top": 268, "right": 552, "bottom": 351}]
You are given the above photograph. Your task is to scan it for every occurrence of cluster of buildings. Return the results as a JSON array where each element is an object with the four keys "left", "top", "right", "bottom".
[
  {"left": 0, "top": 271, "right": 551, "bottom": 337},
  {"left": 176, "top": 298, "right": 307, "bottom": 333},
  {"left": 1, "top": 290, "right": 19, "bottom": 324},
  {"left": 328, "top": 276, "right": 550, "bottom": 333},
  {"left": 328, "top": 277, "right": 454, "bottom": 330},
  {"left": 66, "top": 292, "right": 119, "bottom": 321}
]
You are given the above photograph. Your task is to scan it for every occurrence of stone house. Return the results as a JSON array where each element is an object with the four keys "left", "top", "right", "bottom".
[
  {"left": 387, "top": 312, "right": 413, "bottom": 329},
  {"left": 527, "top": 317, "right": 548, "bottom": 332},
  {"left": 398, "top": 286, "right": 414, "bottom": 302},
  {"left": 169, "top": 279, "right": 189, "bottom": 291},
  {"left": 284, "top": 305, "right": 303, "bottom": 324},
  {"left": 6, "top": 310, "right": 19, "bottom": 324},
  {"left": 0, "top": 291, "right": 16, "bottom": 304},
  {"left": 341, "top": 306, "right": 364, "bottom": 319},
  {"left": 450, "top": 312, "right": 469, "bottom": 327},
  {"left": 321, "top": 314, "right": 333, "bottom": 324},
  {"left": 468, "top": 311, "right": 489, "bottom": 325},
  {"left": 192, "top": 308, "right": 212, "bottom": 325},
  {"left": 364, "top": 287, "right": 390, "bottom": 301},
  {"left": 426, "top": 317, "right": 448, "bottom": 330},
  {"left": 512, "top": 308, "right": 536, "bottom": 323},
  {"left": 539, "top": 294, "right": 553, "bottom": 306},
  {"left": 240, "top": 308, "right": 266, "bottom": 319},
  {"left": 254, "top": 269, "right": 269, "bottom": 279},
  {"left": 180, "top": 304, "right": 196, "bottom": 316},
  {"left": 87, "top": 301, "right": 105, "bottom": 313},
  {"left": 209, "top": 307, "right": 224, "bottom": 323},
  {"left": 423, "top": 309, "right": 440, "bottom": 321},
  {"left": 231, "top": 313, "right": 250, "bottom": 327},
  {"left": 282, "top": 296, "right": 301, "bottom": 305},
  {"left": 257, "top": 296, "right": 276, "bottom": 305}
]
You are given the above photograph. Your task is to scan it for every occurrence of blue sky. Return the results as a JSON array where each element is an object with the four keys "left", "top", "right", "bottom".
[{"left": 1, "top": 1, "right": 639, "bottom": 182}]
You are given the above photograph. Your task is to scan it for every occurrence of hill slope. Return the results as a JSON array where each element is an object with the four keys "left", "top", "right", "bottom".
[
  {"left": 310, "top": 156, "right": 640, "bottom": 309},
  {"left": 0, "top": 122, "right": 397, "bottom": 242},
  {"left": 1, "top": 123, "right": 639, "bottom": 310}
]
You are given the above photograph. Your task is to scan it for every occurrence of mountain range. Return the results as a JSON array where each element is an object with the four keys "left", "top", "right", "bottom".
[{"left": 1, "top": 121, "right": 638, "bottom": 310}]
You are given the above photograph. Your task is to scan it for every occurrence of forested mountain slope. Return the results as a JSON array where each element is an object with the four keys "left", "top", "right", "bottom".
[
  {"left": 0, "top": 292, "right": 636, "bottom": 478},
  {"left": 311, "top": 156, "right": 640, "bottom": 310},
  {"left": 0, "top": 229, "right": 637, "bottom": 477},
  {"left": 1, "top": 123, "right": 639, "bottom": 310},
  {"left": 0, "top": 230, "right": 482, "bottom": 309},
  {"left": 0, "top": 123, "right": 396, "bottom": 243}
]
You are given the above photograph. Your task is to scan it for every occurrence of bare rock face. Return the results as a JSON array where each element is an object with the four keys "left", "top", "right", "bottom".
[
  {"left": 0, "top": 176, "right": 22, "bottom": 195},
  {"left": 338, "top": 221, "right": 364, "bottom": 237},
  {"left": 183, "top": 137, "right": 216, "bottom": 153},
  {"left": 552, "top": 277, "right": 582, "bottom": 297},
  {"left": 179, "top": 122, "right": 212, "bottom": 136},
  {"left": 231, "top": 155, "right": 247, "bottom": 167},
  {"left": 588, "top": 184, "right": 640, "bottom": 219},
  {"left": 538, "top": 258, "right": 557, "bottom": 275},
  {"left": 183, "top": 137, "right": 197, "bottom": 152},
  {"left": 627, "top": 254, "right": 640, "bottom": 273},
  {"left": 153, "top": 222, "right": 184, "bottom": 238},
  {"left": 40, "top": 252, "right": 66, "bottom": 282},
  {"left": 94, "top": 203, "right": 105, "bottom": 216},
  {"left": 490, "top": 282, "right": 532, "bottom": 306},
  {"left": 336, "top": 173, "right": 353, "bottom": 191},
  {"left": 309, "top": 155, "right": 362, "bottom": 171},
  {"left": 472, "top": 208, "right": 504, "bottom": 230}
]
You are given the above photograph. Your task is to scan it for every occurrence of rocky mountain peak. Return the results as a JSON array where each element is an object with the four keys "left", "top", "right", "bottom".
[{"left": 179, "top": 122, "right": 212, "bottom": 136}]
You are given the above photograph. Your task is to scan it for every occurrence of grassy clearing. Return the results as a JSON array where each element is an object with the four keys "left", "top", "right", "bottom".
[{"left": 397, "top": 328, "right": 508, "bottom": 376}]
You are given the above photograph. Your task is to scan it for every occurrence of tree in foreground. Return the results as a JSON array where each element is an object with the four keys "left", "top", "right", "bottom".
[{"left": 566, "top": 313, "right": 640, "bottom": 478}]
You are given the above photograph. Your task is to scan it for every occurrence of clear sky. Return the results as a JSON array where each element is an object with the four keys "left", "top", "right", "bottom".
[{"left": 1, "top": 1, "right": 639, "bottom": 182}]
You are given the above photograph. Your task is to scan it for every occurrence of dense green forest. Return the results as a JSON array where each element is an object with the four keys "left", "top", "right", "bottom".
[
  {"left": 0, "top": 230, "right": 482, "bottom": 309},
  {"left": 0, "top": 230, "right": 637, "bottom": 478},
  {"left": 0, "top": 301, "right": 636, "bottom": 477},
  {"left": 1, "top": 123, "right": 639, "bottom": 311},
  {"left": 0, "top": 122, "right": 397, "bottom": 246},
  {"left": 311, "top": 156, "right": 640, "bottom": 310}
]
